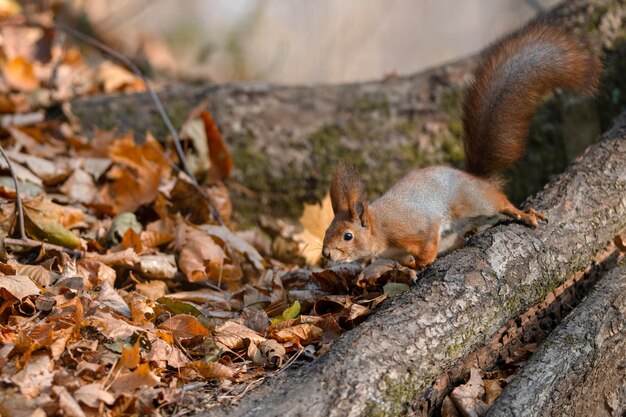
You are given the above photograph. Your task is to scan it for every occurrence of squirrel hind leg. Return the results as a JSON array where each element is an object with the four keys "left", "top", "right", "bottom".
[{"left": 500, "top": 203, "right": 547, "bottom": 228}]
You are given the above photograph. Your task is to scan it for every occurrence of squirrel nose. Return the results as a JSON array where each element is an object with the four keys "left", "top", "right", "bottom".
[{"left": 322, "top": 247, "right": 330, "bottom": 259}]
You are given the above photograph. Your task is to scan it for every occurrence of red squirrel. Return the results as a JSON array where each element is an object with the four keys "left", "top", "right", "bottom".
[{"left": 321, "top": 21, "right": 601, "bottom": 267}]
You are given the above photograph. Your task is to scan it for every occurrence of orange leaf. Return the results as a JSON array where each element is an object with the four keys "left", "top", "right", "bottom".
[
  {"left": 3, "top": 56, "right": 39, "bottom": 91},
  {"left": 120, "top": 340, "right": 141, "bottom": 370},
  {"left": 271, "top": 323, "right": 323, "bottom": 347},
  {"left": 110, "top": 363, "right": 160, "bottom": 393},
  {"left": 201, "top": 110, "right": 233, "bottom": 180},
  {"left": 157, "top": 314, "right": 210, "bottom": 340}
]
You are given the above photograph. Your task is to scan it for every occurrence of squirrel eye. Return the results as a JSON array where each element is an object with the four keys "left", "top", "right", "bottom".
[{"left": 343, "top": 232, "right": 353, "bottom": 241}]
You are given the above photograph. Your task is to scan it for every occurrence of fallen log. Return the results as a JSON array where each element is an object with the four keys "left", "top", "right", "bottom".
[
  {"left": 190, "top": 109, "right": 626, "bottom": 416},
  {"left": 485, "top": 264, "right": 626, "bottom": 417},
  {"left": 68, "top": 0, "right": 624, "bottom": 222}
]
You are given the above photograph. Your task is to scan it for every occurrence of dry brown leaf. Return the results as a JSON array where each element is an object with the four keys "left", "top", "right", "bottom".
[
  {"left": 202, "top": 225, "right": 265, "bottom": 271},
  {"left": 176, "top": 223, "right": 226, "bottom": 283},
  {"left": 272, "top": 323, "right": 323, "bottom": 346},
  {"left": 97, "top": 134, "right": 170, "bottom": 213},
  {"left": 201, "top": 110, "right": 234, "bottom": 181},
  {"left": 110, "top": 363, "right": 160, "bottom": 393},
  {"left": 450, "top": 368, "right": 489, "bottom": 417},
  {"left": 293, "top": 193, "right": 334, "bottom": 265},
  {"left": 6, "top": 151, "right": 70, "bottom": 185},
  {"left": 215, "top": 321, "right": 265, "bottom": 350},
  {"left": 3, "top": 56, "right": 39, "bottom": 91},
  {"left": 53, "top": 385, "right": 86, "bottom": 417},
  {"left": 135, "top": 280, "right": 168, "bottom": 300},
  {"left": 138, "top": 254, "right": 177, "bottom": 279},
  {"left": 73, "top": 383, "right": 116, "bottom": 408},
  {"left": 259, "top": 339, "right": 286, "bottom": 368},
  {"left": 484, "top": 379, "right": 503, "bottom": 405},
  {"left": 442, "top": 396, "right": 461, "bottom": 417},
  {"left": 96, "top": 61, "right": 140, "bottom": 93},
  {"left": 157, "top": 314, "right": 210, "bottom": 340},
  {"left": 96, "top": 281, "right": 131, "bottom": 318},
  {"left": 15, "top": 264, "right": 58, "bottom": 287},
  {"left": 0, "top": 275, "right": 40, "bottom": 300},
  {"left": 60, "top": 168, "right": 97, "bottom": 204},
  {"left": 189, "top": 360, "right": 235, "bottom": 379},
  {"left": 10, "top": 353, "right": 53, "bottom": 398},
  {"left": 144, "top": 335, "right": 189, "bottom": 368},
  {"left": 85, "top": 248, "right": 139, "bottom": 268}
]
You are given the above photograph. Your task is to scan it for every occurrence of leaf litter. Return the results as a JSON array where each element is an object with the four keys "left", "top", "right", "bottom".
[{"left": 0, "top": 7, "right": 420, "bottom": 416}]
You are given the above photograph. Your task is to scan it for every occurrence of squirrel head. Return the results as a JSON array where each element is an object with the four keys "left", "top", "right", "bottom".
[{"left": 322, "top": 163, "right": 376, "bottom": 263}]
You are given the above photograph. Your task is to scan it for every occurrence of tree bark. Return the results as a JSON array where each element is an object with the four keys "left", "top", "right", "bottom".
[
  {"left": 485, "top": 264, "right": 626, "bottom": 417},
  {"left": 68, "top": 0, "right": 626, "bottom": 223},
  {"left": 190, "top": 115, "right": 626, "bottom": 417}
]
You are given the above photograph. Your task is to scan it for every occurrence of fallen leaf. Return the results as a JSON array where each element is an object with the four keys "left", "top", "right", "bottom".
[
  {"left": 176, "top": 223, "right": 226, "bottom": 283},
  {"left": 157, "top": 297, "right": 202, "bottom": 317},
  {"left": 450, "top": 368, "right": 489, "bottom": 417},
  {"left": 135, "top": 280, "right": 168, "bottom": 300},
  {"left": 383, "top": 282, "right": 410, "bottom": 297},
  {"left": 60, "top": 168, "right": 97, "bottom": 204},
  {"left": 138, "top": 254, "right": 177, "bottom": 279},
  {"left": 50, "top": 386, "right": 85, "bottom": 417},
  {"left": 96, "top": 281, "right": 131, "bottom": 318},
  {"left": 201, "top": 110, "right": 233, "bottom": 180},
  {"left": 188, "top": 360, "right": 234, "bottom": 379},
  {"left": 110, "top": 363, "right": 160, "bottom": 393},
  {"left": 442, "top": 396, "right": 461, "bottom": 417},
  {"left": 3, "top": 56, "right": 39, "bottom": 91},
  {"left": 201, "top": 225, "right": 265, "bottom": 271},
  {"left": 215, "top": 321, "right": 265, "bottom": 350},
  {"left": 271, "top": 323, "right": 322, "bottom": 347},
  {"left": 271, "top": 300, "right": 301, "bottom": 325},
  {"left": 259, "top": 339, "right": 286, "bottom": 368},
  {"left": 22, "top": 197, "right": 81, "bottom": 248},
  {"left": 157, "top": 314, "right": 210, "bottom": 340},
  {"left": 0, "top": 275, "right": 40, "bottom": 300},
  {"left": 73, "top": 383, "right": 115, "bottom": 407},
  {"left": 10, "top": 353, "right": 53, "bottom": 398},
  {"left": 120, "top": 340, "right": 141, "bottom": 370},
  {"left": 484, "top": 379, "right": 503, "bottom": 406},
  {"left": 293, "top": 193, "right": 334, "bottom": 265}
]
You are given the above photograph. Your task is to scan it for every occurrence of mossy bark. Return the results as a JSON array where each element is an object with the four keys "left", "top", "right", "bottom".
[
  {"left": 192, "top": 114, "right": 626, "bottom": 417},
  {"left": 486, "top": 264, "right": 626, "bottom": 417},
  {"left": 69, "top": 0, "right": 626, "bottom": 225}
]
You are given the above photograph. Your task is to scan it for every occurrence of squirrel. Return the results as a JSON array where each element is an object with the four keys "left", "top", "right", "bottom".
[{"left": 321, "top": 20, "right": 601, "bottom": 267}]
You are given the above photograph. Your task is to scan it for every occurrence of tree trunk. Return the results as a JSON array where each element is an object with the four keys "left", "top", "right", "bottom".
[
  {"left": 190, "top": 115, "right": 626, "bottom": 417},
  {"left": 68, "top": 0, "right": 626, "bottom": 224},
  {"left": 485, "top": 264, "right": 626, "bottom": 417}
]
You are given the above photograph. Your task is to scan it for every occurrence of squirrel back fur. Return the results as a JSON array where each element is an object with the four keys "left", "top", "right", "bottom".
[{"left": 462, "top": 20, "right": 601, "bottom": 179}]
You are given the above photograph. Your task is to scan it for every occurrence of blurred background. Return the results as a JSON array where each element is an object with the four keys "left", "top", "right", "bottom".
[{"left": 60, "top": 0, "right": 561, "bottom": 85}]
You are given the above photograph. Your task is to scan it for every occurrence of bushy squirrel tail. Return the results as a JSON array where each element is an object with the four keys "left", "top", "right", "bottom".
[{"left": 462, "top": 20, "right": 602, "bottom": 179}]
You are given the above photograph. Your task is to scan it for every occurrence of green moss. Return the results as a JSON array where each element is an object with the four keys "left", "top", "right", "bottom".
[
  {"left": 587, "top": 5, "right": 609, "bottom": 31},
  {"left": 441, "top": 89, "right": 463, "bottom": 118},
  {"left": 364, "top": 375, "right": 420, "bottom": 417},
  {"left": 352, "top": 96, "right": 391, "bottom": 117}
]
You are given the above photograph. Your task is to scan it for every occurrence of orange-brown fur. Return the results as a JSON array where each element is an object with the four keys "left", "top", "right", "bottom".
[
  {"left": 322, "top": 21, "right": 601, "bottom": 266},
  {"left": 463, "top": 20, "right": 601, "bottom": 179}
]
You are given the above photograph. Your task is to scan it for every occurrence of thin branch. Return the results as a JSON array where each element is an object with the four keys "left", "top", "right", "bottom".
[
  {"left": 0, "top": 144, "right": 26, "bottom": 240},
  {"left": 2, "top": 237, "right": 83, "bottom": 258},
  {"left": 0, "top": 18, "right": 224, "bottom": 225}
]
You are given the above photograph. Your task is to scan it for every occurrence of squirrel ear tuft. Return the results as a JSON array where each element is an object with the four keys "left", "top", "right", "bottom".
[{"left": 330, "top": 163, "right": 368, "bottom": 222}]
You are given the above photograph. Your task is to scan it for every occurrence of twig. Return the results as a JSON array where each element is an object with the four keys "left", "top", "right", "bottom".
[
  {"left": 0, "top": 18, "right": 224, "bottom": 225},
  {"left": 0, "top": 144, "right": 25, "bottom": 240},
  {"left": 3, "top": 237, "right": 83, "bottom": 258}
]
